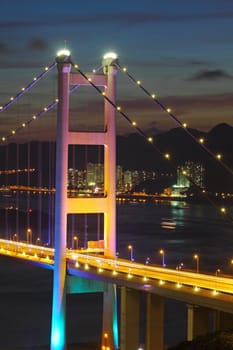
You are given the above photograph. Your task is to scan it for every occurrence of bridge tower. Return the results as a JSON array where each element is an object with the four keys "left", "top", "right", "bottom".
[{"left": 50, "top": 50, "right": 119, "bottom": 350}]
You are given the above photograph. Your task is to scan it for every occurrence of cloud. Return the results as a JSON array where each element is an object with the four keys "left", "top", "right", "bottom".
[
  {"left": 113, "top": 93, "right": 233, "bottom": 126},
  {"left": 0, "top": 42, "right": 13, "bottom": 54},
  {"left": 96, "top": 93, "right": 233, "bottom": 117},
  {"left": 189, "top": 69, "right": 232, "bottom": 81},
  {"left": 1, "top": 11, "right": 233, "bottom": 29},
  {"left": 0, "top": 59, "right": 50, "bottom": 69},
  {"left": 159, "top": 93, "right": 233, "bottom": 111},
  {"left": 0, "top": 38, "right": 49, "bottom": 68},
  {"left": 28, "top": 38, "right": 48, "bottom": 51},
  {"left": 117, "top": 92, "right": 233, "bottom": 134},
  {"left": 128, "top": 58, "right": 209, "bottom": 69}
]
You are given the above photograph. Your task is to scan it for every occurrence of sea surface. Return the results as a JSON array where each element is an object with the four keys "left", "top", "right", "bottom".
[{"left": 0, "top": 200, "right": 232, "bottom": 349}]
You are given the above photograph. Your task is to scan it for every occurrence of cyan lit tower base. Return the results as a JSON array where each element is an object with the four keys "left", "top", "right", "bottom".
[{"left": 50, "top": 50, "right": 119, "bottom": 350}]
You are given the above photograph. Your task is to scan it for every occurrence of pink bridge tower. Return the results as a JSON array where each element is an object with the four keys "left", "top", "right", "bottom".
[{"left": 50, "top": 49, "right": 119, "bottom": 350}]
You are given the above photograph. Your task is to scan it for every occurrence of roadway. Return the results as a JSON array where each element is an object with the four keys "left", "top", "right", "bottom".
[{"left": 0, "top": 239, "right": 232, "bottom": 313}]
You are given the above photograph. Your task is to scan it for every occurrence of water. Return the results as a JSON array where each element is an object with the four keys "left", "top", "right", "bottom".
[
  {"left": 117, "top": 201, "right": 233, "bottom": 273},
  {"left": 0, "top": 200, "right": 232, "bottom": 348}
]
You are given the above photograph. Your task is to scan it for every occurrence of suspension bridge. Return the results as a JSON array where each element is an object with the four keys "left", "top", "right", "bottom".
[{"left": 0, "top": 49, "right": 233, "bottom": 350}]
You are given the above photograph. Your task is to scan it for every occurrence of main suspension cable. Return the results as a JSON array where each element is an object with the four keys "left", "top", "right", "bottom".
[{"left": 0, "top": 62, "right": 57, "bottom": 113}]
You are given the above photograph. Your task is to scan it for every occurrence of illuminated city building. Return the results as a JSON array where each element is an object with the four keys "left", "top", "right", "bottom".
[
  {"left": 87, "top": 162, "right": 104, "bottom": 189},
  {"left": 123, "top": 170, "right": 132, "bottom": 192},
  {"left": 177, "top": 161, "right": 205, "bottom": 189},
  {"left": 116, "top": 165, "right": 124, "bottom": 192},
  {"left": 68, "top": 165, "right": 157, "bottom": 193},
  {"left": 68, "top": 168, "right": 86, "bottom": 190}
]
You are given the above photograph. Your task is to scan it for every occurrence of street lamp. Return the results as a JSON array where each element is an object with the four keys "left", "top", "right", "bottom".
[
  {"left": 194, "top": 254, "right": 199, "bottom": 273},
  {"left": 215, "top": 268, "right": 221, "bottom": 276},
  {"left": 73, "top": 235, "right": 78, "bottom": 249},
  {"left": 159, "top": 249, "right": 165, "bottom": 267},
  {"left": 114, "top": 251, "right": 119, "bottom": 268},
  {"left": 128, "top": 245, "right": 134, "bottom": 261},
  {"left": 26, "top": 228, "right": 32, "bottom": 244}
]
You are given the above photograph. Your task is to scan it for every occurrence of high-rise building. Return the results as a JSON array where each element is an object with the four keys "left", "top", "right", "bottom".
[
  {"left": 68, "top": 164, "right": 158, "bottom": 193},
  {"left": 116, "top": 165, "right": 124, "bottom": 192},
  {"left": 68, "top": 168, "right": 87, "bottom": 189},
  {"left": 177, "top": 161, "right": 205, "bottom": 189},
  {"left": 86, "top": 162, "right": 104, "bottom": 189},
  {"left": 123, "top": 170, "right": 132, "bottom": 192}
]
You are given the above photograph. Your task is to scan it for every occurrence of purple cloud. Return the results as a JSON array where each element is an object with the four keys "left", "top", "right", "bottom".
[{"left": 189, "top": 69, "right": 232, "bottom": 81}]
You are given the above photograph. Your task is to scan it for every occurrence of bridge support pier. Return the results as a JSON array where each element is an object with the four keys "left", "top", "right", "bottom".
[
  {"left": 102, "top": 284, "right": 119, "bottom": 350},
  {"left": 187, "top": 304, "right": 209, "bottom": 341},
  {"left": 213, "top": 310, "right": 233, "bottom": 331},
  {"left": 120, "top": 287, "right": 140, "bottom": 350},
  {"left": 145, "top": 293, "right": 164, "bottom": 350}
]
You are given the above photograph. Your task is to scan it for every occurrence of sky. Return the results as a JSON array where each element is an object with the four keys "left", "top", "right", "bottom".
[{"left": 1, "top": 0, "right": 233, "bottom": 141}]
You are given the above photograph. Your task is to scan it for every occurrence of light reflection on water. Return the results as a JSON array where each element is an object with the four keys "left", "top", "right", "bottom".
[{"left": 117, "top": 201, "right": 233, "bottom": 274}]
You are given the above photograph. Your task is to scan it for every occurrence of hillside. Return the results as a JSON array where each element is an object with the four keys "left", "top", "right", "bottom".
[{"left": 117, "top": 123, "right": 233, "bottom": 192}]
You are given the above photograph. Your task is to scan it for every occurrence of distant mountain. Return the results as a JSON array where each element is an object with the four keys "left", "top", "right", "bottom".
[
  {"left": 206, "top": 123, "right": 233, "bottom": 153},
  {"left": 0, "top": 123, "right": 232, "bottom": 192},
  {"left": 117, "top": 123, "right": 233, "bottom": 192}
]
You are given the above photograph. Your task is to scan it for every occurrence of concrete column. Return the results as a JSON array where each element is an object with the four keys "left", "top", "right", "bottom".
[
  {"left": 50, "top": 52, "right": 71, "bottom": 350},
  {"left": 103, "top": 58, "right": 118, "bottom": 258},
  {"left": 120, "top": 287, "right": 140, "bottom": 350},
  {"left": 145, "top": 293, "right": 164, "bottom": 350},
  {"left": 213, "top": 310, "right": 233, "bottom": 331},
  {"left": 102, "top": 284, "right": 119, "bottom": 350},
  {"left": 187, "top": 304, "right": 209, "bottom": 341}
]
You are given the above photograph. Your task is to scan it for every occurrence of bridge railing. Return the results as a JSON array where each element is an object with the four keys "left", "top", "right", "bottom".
[{"left": 1, "top": 238, "right": 233, "bottom": 296}]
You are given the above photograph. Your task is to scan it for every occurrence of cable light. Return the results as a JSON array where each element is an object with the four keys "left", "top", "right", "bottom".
[
  {"left": 0, "top": 62, "right": 57, "bottom": 113},
  {"left": 0, "top": 62, "right": 104, "bottom": 143}
]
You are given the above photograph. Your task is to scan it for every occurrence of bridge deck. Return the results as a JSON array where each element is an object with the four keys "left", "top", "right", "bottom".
[{"left": 0, "top": 239, "right": 232, "bottom": 314}]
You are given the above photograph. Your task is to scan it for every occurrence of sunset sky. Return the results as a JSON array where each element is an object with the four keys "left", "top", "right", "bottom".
[{"left": 0, "top": 0, "right": 233, "bottom": 141}]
